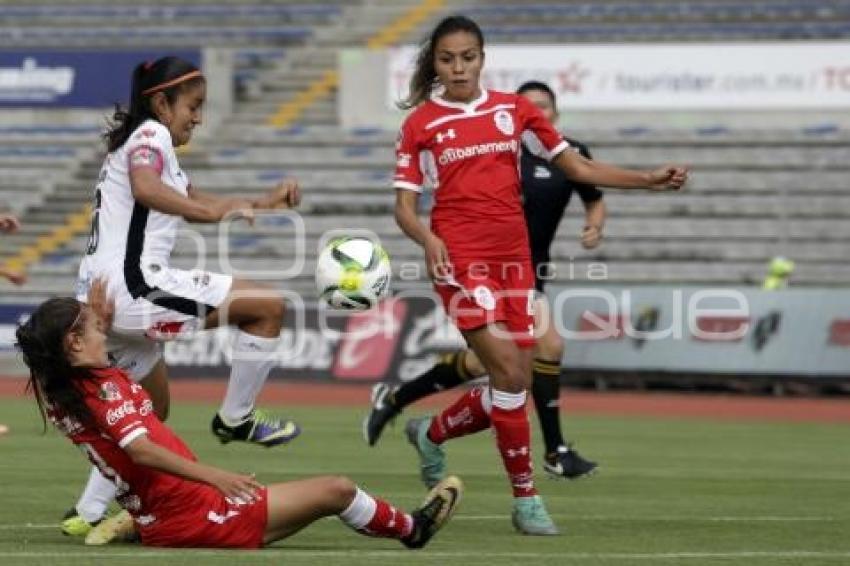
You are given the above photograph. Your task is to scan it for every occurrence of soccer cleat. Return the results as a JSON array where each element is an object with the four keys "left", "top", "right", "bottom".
[
  {"left": 363, "top": 382, "right": 401, "bottom": 446},
  {"left": 211, "top": 409, "right": 300, "bottom": 448},
  {"left": 405, "top": 417, "right": 446, "bottom": 489},
  {"left": 543, "top": 445, "right": 598, "bottom": 480},
  {"left": 402, "top": 475, "right": 463, "bottom": 549},
  {"left": 61, "top": 507, "right": 102, "bottom": 537},
  {"left": 84, "top": 509, "right": 136, "bottom": 545},
  {"left": 512, "top": 495, "right": 559, "bottom": 536}
]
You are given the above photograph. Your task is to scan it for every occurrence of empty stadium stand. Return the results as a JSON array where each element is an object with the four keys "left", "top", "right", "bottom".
[{"left": 2, "top": 0, "right": 849, "bottom": 304}]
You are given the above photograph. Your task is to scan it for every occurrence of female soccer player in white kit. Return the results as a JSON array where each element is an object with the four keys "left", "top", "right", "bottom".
[{"left": 64, "top": 56, "right": 302, "bottom": 542}]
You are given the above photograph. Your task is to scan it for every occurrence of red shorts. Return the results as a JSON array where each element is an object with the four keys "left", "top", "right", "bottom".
[
  {"left": 434, "top": 260, "right": 536, "bottom": 349},
  {"left": 139, "top": 485, "right": 268, "bottom": 549}
]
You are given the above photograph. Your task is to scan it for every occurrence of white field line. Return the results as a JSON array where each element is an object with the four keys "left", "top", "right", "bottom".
[
  {"left": 0, "top": 515, "right": 840, "bottom": 530},
  {"left": 1, "top": 551, "right": 850, "bottom": 560}
]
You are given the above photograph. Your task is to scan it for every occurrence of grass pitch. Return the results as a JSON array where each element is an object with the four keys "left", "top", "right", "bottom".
[{"left": 0, "top": 396, "right": 848, "bottom": 565}]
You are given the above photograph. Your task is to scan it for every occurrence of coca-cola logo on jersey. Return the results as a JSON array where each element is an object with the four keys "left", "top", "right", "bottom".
[{"left": 106, "top": 400, "right": 137, "bottom": 426}]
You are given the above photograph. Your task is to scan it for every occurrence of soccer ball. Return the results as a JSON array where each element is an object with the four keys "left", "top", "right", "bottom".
[{"left": 316, "top": 237, "right": 391, "bottom": 309}]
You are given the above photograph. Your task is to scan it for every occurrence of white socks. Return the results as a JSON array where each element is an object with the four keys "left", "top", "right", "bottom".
[
  {"left": 338, "top": 487, "right": 377, "bottom": 530},
  {"left": 76, "top": 466, "right": 117, "bottom": 523},
  {"left": 491, "top": 388, "right": 527, "bottom": 410},
  {"left": 219, "top": 331, "right": 280, "bottom": 425}
]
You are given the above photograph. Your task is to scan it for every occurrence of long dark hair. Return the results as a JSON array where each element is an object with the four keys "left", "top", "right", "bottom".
[
  {"left": 516, "top": 80, "right": 557, "bottom": 108},
  {"left": 398, "top": 15, "right": 484, "bottom": 110},
  {"left": 105, "top": 56, "right": 204, "bottom": 152},
  {"left": 16, "top": 298, "right": 94, "bottom": 430}
]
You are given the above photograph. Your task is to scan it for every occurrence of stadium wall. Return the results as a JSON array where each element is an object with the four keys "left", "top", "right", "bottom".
[{"left": 2, "top": 288, "right": 848, "bottom": 384}]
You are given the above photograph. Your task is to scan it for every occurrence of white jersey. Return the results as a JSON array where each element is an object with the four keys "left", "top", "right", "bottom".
[{"left": 77, "top": 119, "right": 189, "bottom": 297}]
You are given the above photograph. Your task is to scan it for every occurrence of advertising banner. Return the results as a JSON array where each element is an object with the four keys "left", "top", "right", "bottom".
[
  {"left": 2, "top": 287, "right": 848, "bottom": 380},
  {"left": 0, "top": 50, "right": 201, "bottom": 107},
  {"left": 549, "top": 286, "right": 850, "bottom": 376},
  {"left": 388, "top": 43, "right": 850, "bottom": 110}
]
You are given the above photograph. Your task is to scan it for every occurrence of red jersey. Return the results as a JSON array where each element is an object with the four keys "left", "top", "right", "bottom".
[
  {"left": 47, "top": 367, "right": 205, "bottom": 531},
  {"left": 394, "top": 89, "right": 568, "bottom": 261}
]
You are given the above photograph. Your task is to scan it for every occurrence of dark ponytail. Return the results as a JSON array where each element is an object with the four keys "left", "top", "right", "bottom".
[
  {"left": 398, "top": 15, "right": 484, "bottom": 110},
  {"left": 105, "top": 56, "right": 204, "bottom": 152},
  {"left": 16, "top": 298, "right": 93, "bottom": 431}
]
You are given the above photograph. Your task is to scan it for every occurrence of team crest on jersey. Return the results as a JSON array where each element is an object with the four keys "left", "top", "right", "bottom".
[
  {"left": 129, "top": 146, "right": 161, "bottom": 169},
  {"left": 472, "top": 285, "right": 496, "bottom": 311},
  {"left": 494, "top": 110, "right": 514, "bottom": 136},
  {"left": 98, "top": 382, "right": 122, "bottom": 402}
]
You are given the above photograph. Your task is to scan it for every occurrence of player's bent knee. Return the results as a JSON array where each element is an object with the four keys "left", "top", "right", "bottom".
[
  {"left": 537, "top": 339, "right": 563, "bottom": 363},
  {"left": 324, "top": 476, "right": 357, "bottom": 509},
  {"left": 491, "top": 368, "right": 530, "bottom": 393}
]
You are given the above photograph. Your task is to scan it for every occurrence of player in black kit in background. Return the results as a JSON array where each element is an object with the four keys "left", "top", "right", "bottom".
[{"left": 365, "top": 81, "right": 605, "bottom": 479}]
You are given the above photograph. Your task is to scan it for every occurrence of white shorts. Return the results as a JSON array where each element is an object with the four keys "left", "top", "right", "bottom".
[{"left": 78, "top": 266, "right": 233, "bottom": 381}]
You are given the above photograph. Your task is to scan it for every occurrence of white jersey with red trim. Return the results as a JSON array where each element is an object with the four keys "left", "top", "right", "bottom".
[
  {"left": 394, "top": 89, "right": 568, "bottom": 261},
  {"left": 77, "top": 119, "right": 189, "bottom": 288}
]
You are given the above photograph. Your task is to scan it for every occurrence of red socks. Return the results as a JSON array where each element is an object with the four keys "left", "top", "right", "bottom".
[
  {"left": 424, "top": 386, "right": 537, "bottom": 498},
  {"left": 339, "top": 488, "right": 413, "bottom": 539},
  {"left": 491, "top": 389, "right": 537, "bottom": 498},
  {"left": 427, "top": 385, "right": 491, "bottom": 444}
]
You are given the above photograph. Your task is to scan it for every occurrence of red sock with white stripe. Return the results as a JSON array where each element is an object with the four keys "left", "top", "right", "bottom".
[
  {"left": 491, "top": 389, "right": 537, "bottom": 498},
  {"left": 426, "top": 385, "right": 491, "bottom": 444},
  {"left": 339, "top": 487, "right": 413, "bottom": 539}
]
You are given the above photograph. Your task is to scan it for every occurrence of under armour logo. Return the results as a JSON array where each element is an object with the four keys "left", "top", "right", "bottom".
[
  {"left": 506, "top": 446, "right": 530, "bottom": 458},
  {"left": 435, "top": 128, "right": 456, "bottom": 144}
]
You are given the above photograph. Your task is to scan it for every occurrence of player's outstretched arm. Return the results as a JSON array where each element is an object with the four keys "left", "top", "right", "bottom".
[
  {"left": 553, "top": 150, "right": 688, "bottom": 192},
  {"left": 130, "top": 167, "right": 252, "bottom": 223},
  {"left": 124, "top": 435, "right": 263, "bottom": 501},
  {"left": 188, "top": 179, "right": 300, "bottom": 213}
]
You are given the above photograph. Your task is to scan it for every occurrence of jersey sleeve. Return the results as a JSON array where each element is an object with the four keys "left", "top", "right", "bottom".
[
  {"left": 125, "top": 122, "right": 170, "bottom": 176},
  {"left": 393, "top": 118, "right": 425, "bottom": 193},
  {"left": 83, "top": 375, "right": 149, "bottom": 448},
  {"left": 516, "top": 95, "right": 568, "bottom": 161}
]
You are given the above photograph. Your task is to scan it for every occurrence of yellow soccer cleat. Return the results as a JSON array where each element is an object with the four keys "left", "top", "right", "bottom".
[
  {"left": 61, "top": 507, "right": 100, "bottom": 537},
  {"left": 84, "top": 510, "right": 136, "bottom": 546}
]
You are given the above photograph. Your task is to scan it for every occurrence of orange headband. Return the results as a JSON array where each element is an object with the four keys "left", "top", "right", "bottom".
[{"left": 141, "top": 70, "right": 203, "bottom": 96}]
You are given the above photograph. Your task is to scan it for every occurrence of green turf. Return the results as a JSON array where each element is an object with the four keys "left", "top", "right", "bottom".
[{"left": 0, "top": 396, "right": 849, "bottom": 565}]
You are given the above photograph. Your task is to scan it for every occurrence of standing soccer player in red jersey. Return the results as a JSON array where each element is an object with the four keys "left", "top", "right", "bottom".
[
  {"left": 367, "top": 81, "right": 601, "bottom": 480},
  {"left": 16, "top": 279, "right": 462, "bottom": 550},
  {"left": 393, "top": 15, "right": 687, "bottom": 535}
]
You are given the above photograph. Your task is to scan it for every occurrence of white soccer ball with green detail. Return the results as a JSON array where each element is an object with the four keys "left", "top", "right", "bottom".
[{"left": 316, "top": 237, "right": 391, "bottom": 309}]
